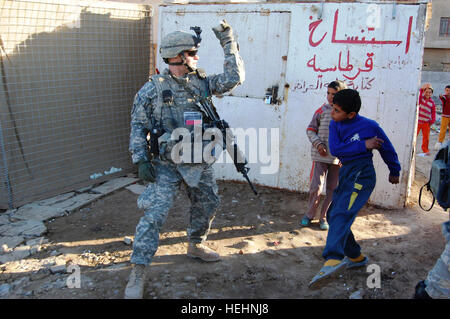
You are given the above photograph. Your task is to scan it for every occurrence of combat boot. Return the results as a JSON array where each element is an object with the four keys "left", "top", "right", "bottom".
[
  {"left": 124, "top": 264, "right": 147, "bottom": 299},
  {"left": 187, "top": 242, "right": 221, "bottom": 262}
]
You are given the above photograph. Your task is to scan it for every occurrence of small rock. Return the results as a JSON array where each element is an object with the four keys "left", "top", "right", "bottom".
[
  {"left": 12, "top": 276, "right": 30, "bottom": 289},
  {"left": 1, "top": 244, "right": 9, "bottom": 254},
  {"left": 49, "top": 265, "right": 66, "bottom": 274},
  {"left": 263, "top": 249, "right": 275, "bottom": 256},
  {"left": 0, "top": 236, "right": 25, "bottom": 251},
  {"left": 373, "top": 242, "right": 378, "bottom": 246},
  {"left": 50, "top": 250, "right": 60, "bottom": 257},
  {"left": 349, "top": 289, "right": 364, "bottom": 299},
  {"left": 183, "top": 276, "right": 196, "bottom": 282},
  {"left": 124, "top": 236, "right": 133, "bottom": 245},
  {"left": 26, "top": 237, "right": 48, "bottom": 247},
  {"left": 0, "top": 283, "right": 11, "bottom": 297}
]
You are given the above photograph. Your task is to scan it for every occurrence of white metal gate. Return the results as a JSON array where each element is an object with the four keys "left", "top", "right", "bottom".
[{"left": 159, "top": 2, "right": 428, "bottom": 208}]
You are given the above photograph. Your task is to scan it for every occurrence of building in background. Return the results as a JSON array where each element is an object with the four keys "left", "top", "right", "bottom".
[{"left": 422, "top": 0, "right": 450, "bottom": 102}]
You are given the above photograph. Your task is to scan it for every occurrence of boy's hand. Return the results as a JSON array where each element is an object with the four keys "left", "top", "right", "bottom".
[
  {"left": 421, "top": 83, "right": 431, "bottom": 90},
  {"left": 317, "top": 144, "right": 327, "bottom": 156},
  {"left": 389, "top": 174, "right": 399, "bottom": 184},
  {"left": 365, "top": 136, "right": 384, "bottom": 150}
]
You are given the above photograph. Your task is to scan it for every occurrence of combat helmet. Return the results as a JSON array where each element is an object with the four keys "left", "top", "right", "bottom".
[{"left": 160, "top": 27, "right": 202, "bottom": 63}]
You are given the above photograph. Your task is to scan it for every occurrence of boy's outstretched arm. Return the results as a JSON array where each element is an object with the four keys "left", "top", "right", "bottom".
[{"left": 375, "top": 125, "right": 401, "bottom": 184}]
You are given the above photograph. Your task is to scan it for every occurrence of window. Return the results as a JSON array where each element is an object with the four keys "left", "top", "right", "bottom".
[{"left": 439, "top": 17, "right": 450, "bottom": 37}]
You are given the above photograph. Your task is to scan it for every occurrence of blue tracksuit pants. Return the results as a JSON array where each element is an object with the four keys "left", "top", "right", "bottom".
[{"left": 323, "top": 157, "right": 376, "bottom": 261}]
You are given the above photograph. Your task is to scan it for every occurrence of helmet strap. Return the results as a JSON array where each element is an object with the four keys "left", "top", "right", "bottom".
[
  {"left": 180, "top": 53, "right": 195, "bottom": 72},
  {"left": 167, "top": 54, "right": 195, "bottom": 73}
]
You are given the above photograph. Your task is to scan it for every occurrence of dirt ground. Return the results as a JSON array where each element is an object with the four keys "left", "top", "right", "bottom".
[{"left": 0, "top": 132, "right": 449, "bottom": 300}]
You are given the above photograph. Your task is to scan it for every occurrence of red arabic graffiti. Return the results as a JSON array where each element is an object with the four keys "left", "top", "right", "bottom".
[
  {"left": 303, "top": 9, "right": 414, "bottom": 86},
  {"left": 308, "top": 9, "right": 413, "bottom": 54},
  {"left": 307, "top": 51, "right": 374, "bottom": 81}
]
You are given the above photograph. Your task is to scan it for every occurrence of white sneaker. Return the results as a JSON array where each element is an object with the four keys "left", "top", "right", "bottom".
[{"left": 435, "top": 142, "right": 442, "bottom": 150}]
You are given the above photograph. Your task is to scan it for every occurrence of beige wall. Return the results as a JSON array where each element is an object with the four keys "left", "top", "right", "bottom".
[
  {"left": 424, "top": 0, "right": 450, "bottom": 49},
  {"left": 423, "top": 48, "right": 450, "bottom": 71},
  {"left": 422, "top": 0, "right": 450, "bottom": 72}
]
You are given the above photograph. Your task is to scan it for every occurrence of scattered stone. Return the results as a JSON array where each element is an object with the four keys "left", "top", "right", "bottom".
[
  {"left": 183, "top": 276, "right": 196, "bottom": 282},
  {"left": 0, "top": 214, "right": 10, "bottom": 225},
  {"left": 0, "top": 236, "right": 24, "bottom": 251},
  {"left": 43, "top": 260, "right": 56, "bottom": 267},
  {"left": 49, "top": 265, "right": 66, "bottom": 274},
  {"left": 50, "top": 250, "right": 62, "bottom": 257},
  {"left": 124, "top": 236, "right": 133, "bottom": 245},
  {"left": 1, "top": 244, "right": 9, "bottom": 254},
  {"left": 0, "top": 220, "right": 46, "bottom": 238},
  {"left": 0, "top": 284, "right": 11, "bottom": 297},
  {"left": 26, "top": 237, "right": 48, "bottom": 247},
  {"left": 263, "top": 249, "right": 276, "bottom": 256},
  {"left": 349, "top": 289, "right": 364, "bottom": 299},
  {"left": 0, "top": 247, "right": 31, "bottom": 264},
  {"left": 11, "top": 204, "right": 65, "bottom": 222},
  {"left": 12, "top": 276, "right": 30, "bottom": 289}
]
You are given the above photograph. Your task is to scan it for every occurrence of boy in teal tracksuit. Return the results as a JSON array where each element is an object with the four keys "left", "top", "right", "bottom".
[{"left": 309, "top": 89, "right": 401, "bottom": 288}]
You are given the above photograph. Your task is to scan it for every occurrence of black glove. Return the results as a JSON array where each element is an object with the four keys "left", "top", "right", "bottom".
[{"left": 138, "top": 159, "right": 156, "bottom": 183}]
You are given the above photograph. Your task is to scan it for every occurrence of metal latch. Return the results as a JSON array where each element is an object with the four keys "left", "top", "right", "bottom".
[{"left": 265, "top": 85, "right": 279, "bottom": 105}]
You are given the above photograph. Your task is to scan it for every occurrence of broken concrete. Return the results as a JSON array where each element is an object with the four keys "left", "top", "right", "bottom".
[
  {"left": 44, "top": 193, "right": 103, "bottom": 213},
  {"left": 91, "top": 177, "right": 139, "bottom": 195},
  {"left": 0, "top": 177, "right": 140, "bottom": 267},
  {"left": 0, "top": 214, "right": 10, "bottom": 225},
  {"left": 0, "top": 247, "right": 31, "bottom": 264},
  {"left": 125, "top": 184, "right": 146, "bottom": 195},
  {"left": 0, "top": 236, "right": 25, "bottom": 251},
  {"left": 0, "top": 220, "right": 47, "bottom": 238},
  {"left": 11, "top": 204, "right": 65, "bottom": 222}
]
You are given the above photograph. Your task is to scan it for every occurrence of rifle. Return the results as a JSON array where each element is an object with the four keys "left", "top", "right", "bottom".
[{"left": 196, "top": 94, "right": 258, "bottom": 196}]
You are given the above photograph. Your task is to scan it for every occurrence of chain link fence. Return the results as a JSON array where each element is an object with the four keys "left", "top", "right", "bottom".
[{"left": 0, "top": 0, "right": 153, "bottom": 209}]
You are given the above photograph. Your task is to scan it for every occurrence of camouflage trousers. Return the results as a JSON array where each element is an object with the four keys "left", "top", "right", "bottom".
[
  {"left": 425, "top": 221, "right": 450, "bottom": 298},
  {"left": 130, "top": 161, "right": 220, "bottom": 266}
]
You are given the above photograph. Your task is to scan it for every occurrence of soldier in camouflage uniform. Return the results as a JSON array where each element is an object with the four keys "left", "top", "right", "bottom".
[
  {"left": 124, "top": 20, "right": 245, "bottom": 299},
  {"left": 415, "top": 220, "right": 450, "bottom": 299}
]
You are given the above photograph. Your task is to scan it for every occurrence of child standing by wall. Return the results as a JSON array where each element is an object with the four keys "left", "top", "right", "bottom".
[
  {"left": 303, "top": 81, "right": 347, "bottom": 230},
  {"left": 309, "top": 89, "right": 401, "bottom": 288},
  {"left": 435, "top": 85, "right": 450, "bottom": 150},
  {"left": 417, "top": 83, "right": 436, "bottom": 156}
]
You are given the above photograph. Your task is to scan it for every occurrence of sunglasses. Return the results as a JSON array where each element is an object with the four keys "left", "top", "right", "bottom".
[{"left": 185, "top": 50, "right": 198, "bottom": 57}]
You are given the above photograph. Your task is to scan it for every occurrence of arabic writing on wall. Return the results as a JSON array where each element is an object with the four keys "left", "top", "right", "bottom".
[{"left": 292, "top": 8, "right": 414, "bottom": 93}]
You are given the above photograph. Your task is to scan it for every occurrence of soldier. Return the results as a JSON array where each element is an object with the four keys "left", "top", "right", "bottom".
[
  {"left": 124, "top": 20, "right": 245, "bottom": 299},
  {"left": 414, "top": 220, "right": 450, "bottom": 299}
]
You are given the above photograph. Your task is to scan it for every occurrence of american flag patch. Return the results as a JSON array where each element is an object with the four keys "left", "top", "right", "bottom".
[{"left": 184, "top": 112, "right": 202, "bottom": 126}]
